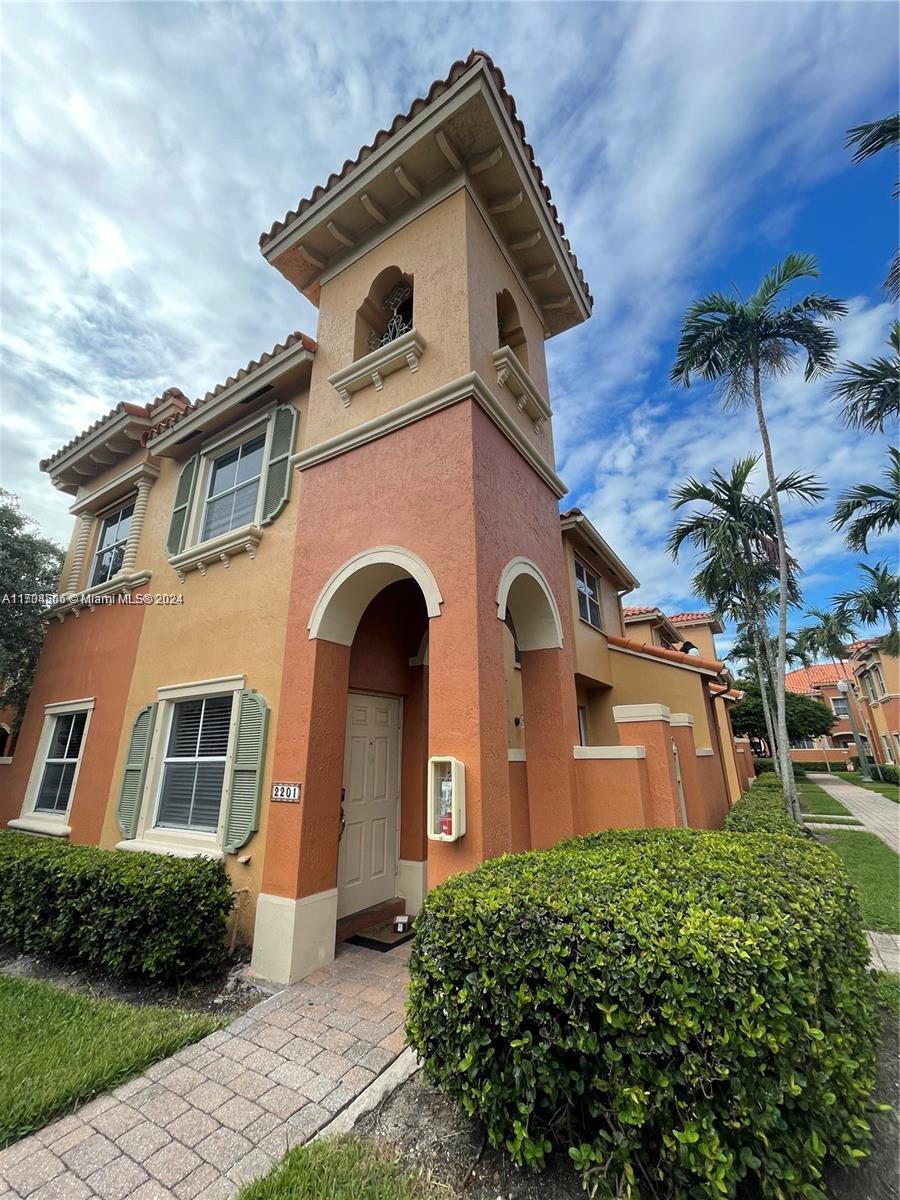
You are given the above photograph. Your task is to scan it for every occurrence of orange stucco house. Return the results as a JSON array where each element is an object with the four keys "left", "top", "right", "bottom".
[{"left": 0, "top": 53, "right": 748, "bottom": 985}]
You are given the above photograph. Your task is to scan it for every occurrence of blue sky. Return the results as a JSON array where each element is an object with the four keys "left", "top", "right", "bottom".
[{"left": 0, "top": 2, "right": 896, "bottom": 657}]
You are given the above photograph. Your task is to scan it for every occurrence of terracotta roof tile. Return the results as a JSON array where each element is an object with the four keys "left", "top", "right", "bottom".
[
  {"left": 622, "top": 605, "right": 660, "bottom": 617},
  {"left": 785, "top": 662, "right": 853, "bottom": 694},
  {"left": 40, "top": 387, "right": 190, "bottom": 471},
  {"left": 669, "top": 611, "right": 713, "bottom": 625},
  {"left": 259, "top": 50, "right": 592, "bottom": 308},
  {"left": 608, "top": 634, "right": 725, "bottom": 675}
]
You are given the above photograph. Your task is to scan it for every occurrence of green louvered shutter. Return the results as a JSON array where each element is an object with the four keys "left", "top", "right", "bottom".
[
  {"left": 166, "top": 454, "right": 199, "bottom": 556},
  {"left": 224, "top": 690, "right": 269, "bottom": 854},
  {"left": 117, "top": 703, "right": 157, "bottom": 839},
  {"left": 260, "top": 405, "right": 299, "bottom": 526}
]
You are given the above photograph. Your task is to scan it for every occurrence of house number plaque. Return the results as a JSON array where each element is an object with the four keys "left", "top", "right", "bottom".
[{"left": 271, "top": 783, "right": 301, "bottom": 802}]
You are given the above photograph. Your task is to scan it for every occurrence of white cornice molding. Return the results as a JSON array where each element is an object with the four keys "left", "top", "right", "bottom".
[
  {"left": 46, "top": 411, "right": 151, "bottom": 495},
  {"left": 168, "top": 524, "right": 263, "bottom": 582},
  {"left": 695, "top": 747, "right": 714, "bottom": 757},
  {"left": 613, "top": 703, "right": 671, "bottom": 724},
  {"left": 669, "top": 713, "right": 694, "bottom": 728},
  {"left": 490, "top": 347, "right": 551, "bottom": 432},
  {"left": 292, "top": 370, "right": 567, "bottom": 498},
  {"left": 70, "top": 462, "right": 159, "bottom": 516},
  {"left": 573, "top": 745, "right": 646, "bottom": 759},
  {"left": 327, "top": 330, "right": 425, "bottom": 408},
  {"left": 559, "top": 512, "right": 639, "bottom": 592},
  {"left": 49, "top": 572, "right": 153, "bottom": 621},
  {"left": 507, "top": 748, "right": 526, "bottom": 762}
]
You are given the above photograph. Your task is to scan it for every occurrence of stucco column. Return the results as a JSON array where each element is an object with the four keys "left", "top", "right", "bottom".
[
  {"left": 669, "top": 714, "right": 702, "bottom": 827},
  {"left": 65, "top": 513, "right": 93, "bottom": 593},
  {"left": 519, "top": 647, "right": 577, "bottom": 847},
  {"left": 251, "top": 636, "right": 350, "bottom": 986},
  {"left": 427, "top": 589, "right": 512, "bottom": 888},
  {"left": 613, "top": 704, "right": 681, "bottom": 827},
  {"left": 121, "top": 479, "right": 153, "bottom": 572}
]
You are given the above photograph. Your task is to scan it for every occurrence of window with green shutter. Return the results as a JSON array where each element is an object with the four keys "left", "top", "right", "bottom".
[
  {"left": 261, "top": 404, "right": 299, "bottom": 525},
  {"left": 117, "top": 703, "right": 157, "bottom": 839},
  {"left": 166, "top": 455, "right": 199, "bottom": 557},
  {"left": 224, "top": 690, "right": 269, "bottom": 854}
]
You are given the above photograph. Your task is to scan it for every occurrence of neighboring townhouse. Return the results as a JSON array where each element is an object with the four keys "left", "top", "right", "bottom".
[
  {"left": 0, "top": 52, "right": 747, "bottom": 986},
  {"left": 851, "top": 638, "right": 900, "bottom": 765},
  {"left": 622, "top": 605, "right": 682, "bottom": 650},
  {"left": 785, "top": 660, "right": 861, "bottom": 765}
]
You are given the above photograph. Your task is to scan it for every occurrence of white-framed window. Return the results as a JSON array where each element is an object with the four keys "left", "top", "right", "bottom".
[
  {"left": 791, "top": 737, "right": 815, "bottom": 749},
  {"left": 575, "top": 559, "right": 602, "bottom": 630},
  {"left": 577, "top": 705, "right": 589, "bottom": 747},
  {"left": 13, "top": 699, "right": 95, "bottom": 836},
  {"left": 154, "top": 695, "right": 233, "bottom": 834},
  {"left": 893, "top": 732, "right": 900, "bottom": 761},
  {"left": 201, "top": 432, "right": 267, "bottom": 542},
  {"left": 880, "top": 734, "right": 894, "bottom": 765},
  {"left": 90, "top": 501, "right": 135, "bottom": 586},
  {"left": 831, "top": 696, "right": 849, "bottom": 717}
]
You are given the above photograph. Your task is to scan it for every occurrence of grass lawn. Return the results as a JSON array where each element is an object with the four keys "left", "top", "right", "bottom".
[
  {"left": 819, "top": 831, "right": 900, "bottom": 934},
  {"left": 0, "top": 976, "right": 223, "bottom": 1147},
  {"left": 238, "top": 1138, "right": 438, "bottom": 1200},
  {"left": 797, "top": 782, "right": 852, "bottom": 817},
  {"left": 875, "top": 972, "right": 900, "bottom": 1016},
  {"left": 833, "top": 771, "right": 900, "bottom": 803},
  {"left": 800, "top": 813, "right": 862, "bottom": 825}
]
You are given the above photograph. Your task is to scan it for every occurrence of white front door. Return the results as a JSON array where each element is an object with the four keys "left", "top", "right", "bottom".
[{"left": 338, "top": 693, "right": 401, "bottom": 919}]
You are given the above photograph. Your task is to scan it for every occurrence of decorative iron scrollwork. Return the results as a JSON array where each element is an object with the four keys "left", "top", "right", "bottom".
[{"left": 367, "top": 281, "right": 413, "bottom": 352}]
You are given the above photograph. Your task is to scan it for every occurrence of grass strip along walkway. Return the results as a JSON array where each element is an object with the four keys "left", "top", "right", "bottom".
[
  {"left": 797, "top": 780, "right": 854, "bottom": 816},
  {"left": 238, "top": 1137, "right": 437, "bottom": 1200},
  {"left": 0, "top": 975, "right": 222, "bottom": 1147},
  {"left": 816, "top": 831, "right": 900, "bottom": 935},
  {"left": 834, "top": 770, "right": 900, "bottom": 803}
]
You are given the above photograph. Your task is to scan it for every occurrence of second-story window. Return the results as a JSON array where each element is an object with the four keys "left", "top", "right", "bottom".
[
  {"left": 831, "top": 695, "right": 849, "bottom": 717},
  {"left": 202, "top": 433, "right": 266, "bottom": 541},
  {"left": 575, "top": 559, "right": 602, "bottom": 630},
  {"left": 90, "top": 502, "right": 134, "bottom": 586}
]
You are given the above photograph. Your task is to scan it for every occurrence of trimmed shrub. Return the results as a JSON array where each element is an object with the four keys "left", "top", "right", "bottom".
[
  {"left": 879, "top": 764, "right": 899, "bottom": 785},
  {"left": 0, "top": 832, "right": 233, "bottom": 982},
  {"left": 407, "top": 830, "right": 876, "bottom": 1198},
  {"left": 752, "top": 757, "right": 808, "bottom": 778},
  {"left": 724, "top": 782, "right": 805, "bottom": 838}
]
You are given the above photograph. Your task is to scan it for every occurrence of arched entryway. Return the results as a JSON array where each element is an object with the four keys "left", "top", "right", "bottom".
[
  {"left": 307, "top": 547, "right": 441, "bottom": 928},
  {"left": 496, "top": 557, "right": 575, "bottom": 850}
]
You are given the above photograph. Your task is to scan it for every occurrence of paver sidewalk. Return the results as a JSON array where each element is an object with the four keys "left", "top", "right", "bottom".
[
  {"left": 0, "top": 943, "right": 411, "bottom": 1200},
  {"left": 806, "top": 773, "right": 900, "bottom": 853}
]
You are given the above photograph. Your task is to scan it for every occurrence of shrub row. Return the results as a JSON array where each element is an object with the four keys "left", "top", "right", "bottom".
[
  {"left": 723, "top": 777, "right": 805, "bottom": 838},
  {"left": 877, "top": 764, "right": 899, "bottom": 785},
  {"left": 407, "top": 825, "right": 876, "bottom": 1198},
  {"left": 752, "top": 756, "right": 808, "bottom": 778},
  {"left": 0, "top": 832, "right": 233, "bottom": 983}
]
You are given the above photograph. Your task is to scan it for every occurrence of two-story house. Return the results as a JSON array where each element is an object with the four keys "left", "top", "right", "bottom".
[
  {"left": 0, "top": 52, "right": 746, "bottom": 986},
  {"left": 851, "top": 638, "right": 900, "bottom": 765}
]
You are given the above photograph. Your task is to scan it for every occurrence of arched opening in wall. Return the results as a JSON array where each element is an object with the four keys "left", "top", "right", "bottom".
[
  {"left": 308, "top": 547, "right": 441, "bottom": 926},
  {"left": 503, "top": 616, "right": 524, "bottom": 754},
  {"left": 0, "top": 724, "right": 10, "bottom": 758},
  {"left": 496, "top": 289, "right": 528, "bottom": 371},
  {"left": 354, "top": 266, "right": 414, "bottom": 360}
]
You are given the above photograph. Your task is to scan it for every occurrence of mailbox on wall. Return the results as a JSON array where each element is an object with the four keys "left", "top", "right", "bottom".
[{"left": 427, "top": 756, "right": 466, "bottom": 842}]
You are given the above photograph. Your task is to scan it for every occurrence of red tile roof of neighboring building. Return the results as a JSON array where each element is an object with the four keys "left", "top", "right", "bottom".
[
  {"left": 258, "top": 50, "right": 592, "bottom": 308},
  {"left": 622, "top": 605, "right": 660, "bottom": 617},
  {"left": 785, "top": 662, "right": 853, "bottom": 694},
  {"left": 608, "top": 634, "right": 725, "bottom": 675},
  {"left": 670, "top": 611, "right": 713, "bottom": 624}
]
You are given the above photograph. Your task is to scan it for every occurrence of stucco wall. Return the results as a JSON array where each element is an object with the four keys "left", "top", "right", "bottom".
[
  {"left": 610, "top": 648, "right": 713, "bottom": 747},
  {"left": 574, "top": 757, "right": 649, "bottom": 831}
]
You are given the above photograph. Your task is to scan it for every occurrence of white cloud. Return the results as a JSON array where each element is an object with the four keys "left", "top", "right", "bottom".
[{"left": 0, "top": 0, "right": 895, "bottom": 636}]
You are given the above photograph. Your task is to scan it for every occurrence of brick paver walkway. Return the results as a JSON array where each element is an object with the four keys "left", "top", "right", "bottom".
[
  {"left": 806, "top": 773, "right": 900, "bottom": 853},
  {"left": 867, "top": 931, "right": 900, "bottom": 973},
  {"left": 0, "top": 943, "right": 411, "bottom": 1199}
]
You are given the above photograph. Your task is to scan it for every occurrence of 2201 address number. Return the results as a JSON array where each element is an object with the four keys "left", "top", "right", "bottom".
[{"left": 271, "top": 783, "right": 301, "bottom": 802}]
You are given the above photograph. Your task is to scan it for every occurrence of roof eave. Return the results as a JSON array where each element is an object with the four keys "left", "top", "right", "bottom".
[
  {"left": 146, "top": 343, "right": 315, "bottom": 456},
  {"left": 560, "top": 513, "right": 638, "bottom": 592},
  {"left": 42, "top": 410, "right": 153, "bottom": 496}
]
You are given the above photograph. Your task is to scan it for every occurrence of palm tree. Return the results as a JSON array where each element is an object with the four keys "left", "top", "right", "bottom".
[
  {"left": 802, "top": 607, "right": 857, "bottom": 675},
  {"left": 835, "top": 561, "right": 900, "bottom": 657},
  {"left": 832, "top": 446, "right": 900, "bottom": 552},
  {"left": 671, "top": 255, "right": 845, "bottom": 808},
  {"left": 846, "top": 113, "right": 900, "bottom": 299},
  {"left": 831, "top": 321, "right": 900, "bottom": 434},
  {"left": 669, "top": 455, "right": 821, "bottom": 815}
]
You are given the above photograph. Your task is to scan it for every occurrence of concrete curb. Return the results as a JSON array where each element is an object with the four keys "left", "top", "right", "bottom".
[{"left": 314, "top": 1047, "right": 420, "bottom": 1141}]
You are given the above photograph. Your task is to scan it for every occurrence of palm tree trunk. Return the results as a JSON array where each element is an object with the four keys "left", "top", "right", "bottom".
[
  {"left": 752, "top": 356, "right": 799, "bottom": 819},
  {"left": 752, "top": 625, "right": 778, "bottom": 760}
]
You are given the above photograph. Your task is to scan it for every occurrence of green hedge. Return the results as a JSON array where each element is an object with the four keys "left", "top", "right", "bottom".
[
  {"left": 407, "top": 829, "right": 876, "bottom": 1198},
  {"left": 0, "top": 832, "right": 233, "bottom": 983},
  {"left": 752, "top": 757, "right": 808, "bottom": 778},
  {"left": 879, "top": 764, "right": 899, "bottom": 785},
  {"left": 723, "top": 780, "right": 805, "bottom": 838}
]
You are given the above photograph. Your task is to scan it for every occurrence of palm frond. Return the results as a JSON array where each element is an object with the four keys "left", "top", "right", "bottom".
[
  {"left": 846, "top": 113, "right": 900, "bottom": 164},
  {"left": 831, "top": 447, "right": 900, "bottom": 552},
  {"left": 749, "top": 252, "right": 819, "bottom": 313}
]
